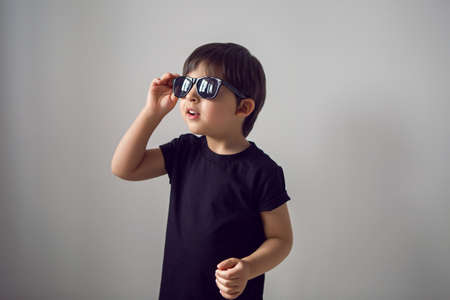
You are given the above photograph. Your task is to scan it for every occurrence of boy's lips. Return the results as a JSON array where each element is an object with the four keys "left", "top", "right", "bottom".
[
  {"left": 186, "top": 107, "right": 200, "bottom": 116},
  {"left": 185, "top": 106, "right": 200, "bottom": 120}
]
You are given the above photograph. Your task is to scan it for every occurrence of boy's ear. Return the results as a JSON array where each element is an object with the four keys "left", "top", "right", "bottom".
[{"left": 236, "top": 98, "right": 255, "bottom": 117}]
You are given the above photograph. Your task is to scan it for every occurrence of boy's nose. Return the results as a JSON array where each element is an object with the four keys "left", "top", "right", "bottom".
[
  {"left": 188, "top": 96, "right": 199, "bottom": 103},
  {"left": 186, "top": 86, "right": 200, "bottom": 102}
]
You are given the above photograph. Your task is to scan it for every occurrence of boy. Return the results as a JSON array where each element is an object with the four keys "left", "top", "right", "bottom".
[{"left": 111, "top": 42, "right": 293, "bottom": 300}]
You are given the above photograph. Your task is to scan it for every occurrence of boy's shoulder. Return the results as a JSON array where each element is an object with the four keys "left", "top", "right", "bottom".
[
  {"left": 250, "top": 142, "right": 284, "bottom": 171},
  {"left": 162, "top": 133, "right": 201, "bottom": 147}
]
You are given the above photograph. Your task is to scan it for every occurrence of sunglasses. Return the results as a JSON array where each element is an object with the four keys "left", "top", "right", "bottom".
[{"left": 172, "top": 75, "right": 247, "bottom": 100}]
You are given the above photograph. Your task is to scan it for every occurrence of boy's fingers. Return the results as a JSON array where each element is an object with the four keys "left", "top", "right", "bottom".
[
  {"left": 216, "top": 269, "right": 240, "bottom": 280},
  {"left": 159, "top": 73, "right": 170, "bottom": 82},
  {"left": 159, "top": 72, "right": 179, "bottom": 84}
]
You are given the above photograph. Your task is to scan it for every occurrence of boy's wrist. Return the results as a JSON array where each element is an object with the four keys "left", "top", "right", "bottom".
[
  {"left": 240, "top": 258, "right": 253, "bottom": 281},
  {"left": 142, "top": 106, "right": 165, "bottom": 121}
]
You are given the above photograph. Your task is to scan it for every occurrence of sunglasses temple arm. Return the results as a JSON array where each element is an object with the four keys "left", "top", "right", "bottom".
[{"left": 223, "top": 81, "right": 247, "bottom": 99}]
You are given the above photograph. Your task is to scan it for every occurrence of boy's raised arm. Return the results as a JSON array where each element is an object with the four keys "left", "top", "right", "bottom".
[{"left": 111, "top": 72, "right": 180, "bottom": 180}]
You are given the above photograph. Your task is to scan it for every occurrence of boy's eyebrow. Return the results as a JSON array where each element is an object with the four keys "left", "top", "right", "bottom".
[{"left": 186, "top": 75, "right": 207, "bottom": 79}]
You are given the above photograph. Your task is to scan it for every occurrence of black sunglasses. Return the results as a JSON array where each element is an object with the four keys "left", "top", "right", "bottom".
[{"left": 172, "top": 76, "right": 247, "bottom": 100}]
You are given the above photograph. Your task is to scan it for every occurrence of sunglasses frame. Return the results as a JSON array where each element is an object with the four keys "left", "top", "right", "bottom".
[{"left": 172, "top": 75, "right": 248, "bottom": 100}]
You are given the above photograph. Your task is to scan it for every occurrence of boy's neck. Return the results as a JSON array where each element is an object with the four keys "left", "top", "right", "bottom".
[{"left": 205, "top": 134, "right": 250, "bottom": 155}]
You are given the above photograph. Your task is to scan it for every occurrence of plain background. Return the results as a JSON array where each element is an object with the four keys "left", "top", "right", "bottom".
[{"left": 1, "top": 0, "right": 449, "bottom": 299}]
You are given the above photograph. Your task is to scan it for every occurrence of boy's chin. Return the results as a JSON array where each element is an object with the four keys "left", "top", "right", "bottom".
[{"left": 186, "top": 125, "right": 205, "bottom": 136}]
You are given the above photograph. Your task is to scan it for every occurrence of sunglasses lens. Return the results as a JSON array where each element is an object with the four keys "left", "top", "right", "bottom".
[
  {"left": 198, "top": 77, "right": 219, "bottom": 99},
  {"left": 173, "top": 76, "right": 192, "bottom": 98},
  {"left": 172, "top": 76, "right": 220, "bottom": 99}
]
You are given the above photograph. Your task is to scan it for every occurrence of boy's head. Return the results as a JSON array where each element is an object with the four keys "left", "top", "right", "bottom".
[{"left": 178, "top": 42, "right": 266, "bottom": 138}]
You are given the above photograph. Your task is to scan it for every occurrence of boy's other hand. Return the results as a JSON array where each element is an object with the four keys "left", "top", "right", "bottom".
[
  {"left": 145, "top": 72, "right": 181, "bottom": 117},
  {"left": 215, "top": 257, "right": 250, "bottom": 299}
]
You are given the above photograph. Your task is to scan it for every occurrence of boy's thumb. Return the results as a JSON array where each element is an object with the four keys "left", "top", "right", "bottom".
[{"left": 217, "top": 258, "right": 238, "bottom": 270}]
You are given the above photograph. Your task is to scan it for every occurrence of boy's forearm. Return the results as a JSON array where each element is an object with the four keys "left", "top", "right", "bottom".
[
  {"left": 111, "top": 106, "right": 163, "bottom": 175},
  {"left": 241, "top": 237, "right": 292, "bottom": 280}
]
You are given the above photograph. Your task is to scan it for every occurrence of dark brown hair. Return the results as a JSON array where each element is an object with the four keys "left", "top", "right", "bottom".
[{"left": 181, "top": 42, "right": 266, "bottom": 138}]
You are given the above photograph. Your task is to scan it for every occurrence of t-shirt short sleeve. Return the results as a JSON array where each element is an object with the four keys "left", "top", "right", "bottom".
[
  {"left": 254, "top": 165, "right": 291, "bottom": 212},
  {"left": 158, "top": 134, "right": 191, "bottom": 185}
]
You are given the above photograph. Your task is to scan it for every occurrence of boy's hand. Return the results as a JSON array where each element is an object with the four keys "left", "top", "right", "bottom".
[
  {"left": 215, "top": 257, "right": 251, "bottom": 299},
  {"left": 145, "top": 72, "right": 181, "bottom": 117}
]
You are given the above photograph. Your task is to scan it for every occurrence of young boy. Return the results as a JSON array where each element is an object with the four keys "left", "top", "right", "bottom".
[{"left": 111, "top": 42, "right": 293, "bottom": 300}]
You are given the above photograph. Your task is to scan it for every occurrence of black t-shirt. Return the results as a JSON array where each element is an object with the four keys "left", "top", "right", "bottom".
[{"left": 157, "top": 133, "right": 291, "bottom": 300}]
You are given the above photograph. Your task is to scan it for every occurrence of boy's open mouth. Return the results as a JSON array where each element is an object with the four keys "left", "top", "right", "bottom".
[{"left": 186, "top": 108, "right": 200, "bottom": 116}]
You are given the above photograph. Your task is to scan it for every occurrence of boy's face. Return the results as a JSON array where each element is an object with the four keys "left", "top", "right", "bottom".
[{"left": 178, "top": 63, "right": 244, "bottom": 138}]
